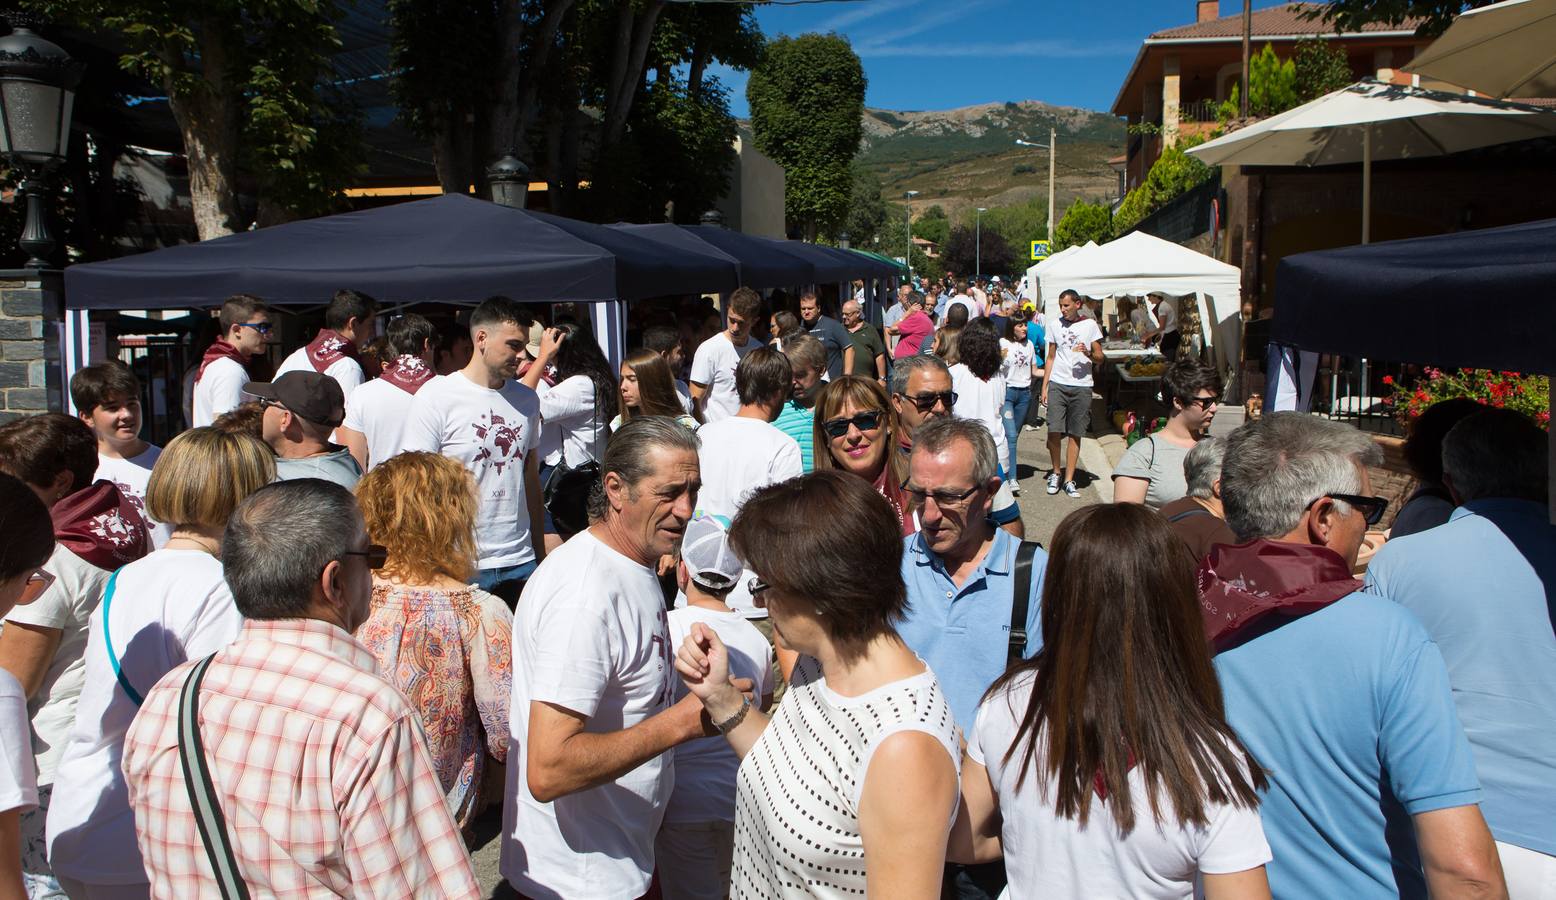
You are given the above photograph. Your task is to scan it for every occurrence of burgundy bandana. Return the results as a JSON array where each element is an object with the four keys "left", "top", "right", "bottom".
[
  {"left": 196, "top": 339, "right": 248, "bottom": 383},
  {"left": 304, "top": 328, "right": 361, "bottom": 373},
  {"left": 1197, "top": 539, "right": 1361, "bottom": 651},
  {"left": 381, "top": 354, "right": 435, "bottom": 395},
  {"left": 51, "top": 481, "right": 149, "bottom": 570}
]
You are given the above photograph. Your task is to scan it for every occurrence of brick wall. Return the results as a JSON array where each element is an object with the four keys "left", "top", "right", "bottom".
[{"left": 0, "top": 273, "right": 61, "bottom": 424}]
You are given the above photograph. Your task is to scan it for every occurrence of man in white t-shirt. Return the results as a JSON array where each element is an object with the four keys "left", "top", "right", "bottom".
[
  {"left": 401, "top": 297, "right": 543, "bottom": 606},
  {"left": 274, "top": 288, "right": 379, "bottom": 406},
  {"left": 658, "top": 513, "right": 774, "bottom": 900},
  {"left": 339, "top": 313, "right": 438, "bottom": 472},
  {"left": 70, "top": 361, "right": 171, "bottom": 548},
  {"left": 689, "top": 287, "right": 765, "bottom": 423},
  {"left": 192, "top": 294, "right": 271, "bottom": 427},
  {"left": 694, "top": 347, "right": 802, "bottom": 619},
  {"left": 1039, "top": 289, "right": 1104, "bottom": 499},
  {"left": 948, "top": 279, "right": 979, "bottom": 320},
  {"left": 503, "top": 417, "right": 732, "bottom": 900}
]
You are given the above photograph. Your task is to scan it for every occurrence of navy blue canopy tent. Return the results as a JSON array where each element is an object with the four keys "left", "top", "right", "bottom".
[
  {"left": 610, "top": 223, "right": 816, "bottom": 288},
  {"left": 62, "top": 193, "right": 740, "bottom": 310},
  {"left": 1273, "top": 217, "right": 1556, "bottom": 373}
]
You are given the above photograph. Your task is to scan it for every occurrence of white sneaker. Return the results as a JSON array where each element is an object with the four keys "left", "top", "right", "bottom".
[
  {"left": 1063, "top": 480, "right": 1081, "bottom": 499},
  {"left": 1045, "top": 473, "right": 1060, "bottom": 495},
  {"left": 1011, "top": 480, "right": 1022, "bottom": 496}
]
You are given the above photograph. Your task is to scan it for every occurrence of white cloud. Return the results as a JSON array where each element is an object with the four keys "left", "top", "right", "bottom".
[
  {"left": 852, "top": 0, "right": 994, "bottom": 48},
  {"left": 814, "top": 0, "right": 923, "bottom": 33}
]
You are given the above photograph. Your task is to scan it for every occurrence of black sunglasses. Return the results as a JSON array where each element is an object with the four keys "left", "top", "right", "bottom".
[
  {"left": 1181, "top": 395, "right": 1221, "bottom": 410},
  {"left": 822, "top": 410, "right": 884, "bottom": 439},
  {"left": 237, "top": 321, "right": 273, "bottom": 335},
  {"left": 900, "top": 391, "right": 957, "bottom": 413},
  {"left": 342, "top": 544, "right": 389, "bottom": 569},
  {"left": 1307, "top": 493, "right": 1389, "bottom": 526}
]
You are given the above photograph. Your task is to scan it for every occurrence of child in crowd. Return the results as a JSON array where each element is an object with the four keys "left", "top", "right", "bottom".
[
  {"left": 657, "top": 514, "right": 774, "bottom": 900},
  {"left": 71, "top": 361, "right": 172, "bottom": 547}
]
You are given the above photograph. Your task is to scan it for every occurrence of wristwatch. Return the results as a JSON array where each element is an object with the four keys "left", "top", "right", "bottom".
[{"left": 713, "top": 695, "right": 751, "bottom": 735}]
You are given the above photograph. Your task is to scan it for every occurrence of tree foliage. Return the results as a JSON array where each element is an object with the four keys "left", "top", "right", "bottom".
[
  {"left": 1300, "top": 0, "right": 1497, "bottom": 38},
  {"left": 911, "top": 205, "right": 949, "bottom": 246},
  {"left": 1294, "top": 38, "right": 1355, "bottom": 101},
  {"left": 825, "top": 163, "right": 887, "bottom": 246},
  {"left": 941, "top": 223, "right": 1017, "bottom": 279},
  {"left": 1218, "top": 44, "right": 1298, "bottom": 120},
  {"left": 746, "top": 33, "right": 865, "bottom": 240},
  {"left": 1112, "top": 140, "right": 1214, "bottom": 236},
  {"left": 1053, "top": 199, "right": 1112, "bottom": 251}
]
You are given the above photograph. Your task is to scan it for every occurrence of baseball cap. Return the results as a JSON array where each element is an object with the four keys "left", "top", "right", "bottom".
[
  {"left": 526, "top": 322, "right": 544, "bottom": 359},
  {"left": 245, "top": 371, "right": 346, "bottom": 428},
  {"left": 681, "top": 514, "right": 743, "bottom": 591}
]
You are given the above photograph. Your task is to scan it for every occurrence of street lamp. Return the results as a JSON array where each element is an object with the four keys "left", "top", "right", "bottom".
[
  {"left": 485, "top": 151, "right": 530, "bottom": 209},
  {"left": 838, "top": 231, "right": 849, "bottom": 251},
  {"left": 975, "top": 207, "right": 987, "bottom": 279},
  {"left": 0, "top": 15, "right": 84, "bottom": 268},
  {"left": 699, "top": 209, "right": 727, "bottom": 228},
  {"left": 903, "top": 190, "right": 919, "bottom": 281},
  {"left": 1015, "top": 130, "right": 1057, "bottom": 247}
]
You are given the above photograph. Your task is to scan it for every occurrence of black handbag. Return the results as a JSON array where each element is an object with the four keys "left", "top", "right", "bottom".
[{"left": 542, "top": 386, "right": 603, "bottom": 537}]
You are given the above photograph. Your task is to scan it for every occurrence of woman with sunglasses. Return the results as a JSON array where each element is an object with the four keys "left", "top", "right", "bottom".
[
  {"left": 1114, "top": 358, "right": 1222, "bottom": 510},
  {"left": 950, "top": 319, "right": 1011, "bottom": 487},
  {"left": 0, "top": 473, "right": 57, "bottom": 900},
  {"left": 676, "top": 471, "right": 961, "bottom": 899},
  {"left": 47, "top": 427, "right": 274, "bottom": 897},
  {"left": 354, "top": 451, "right": 513, "bottom": 829},
  {"left": 812, "top": 376, "right": 914, "bottom": 536},
  {"left": 950, "top": 504, "right": 1273, "bottom": 900}
]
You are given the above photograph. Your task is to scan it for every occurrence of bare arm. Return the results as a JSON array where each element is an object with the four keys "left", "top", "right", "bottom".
[
  {"left": 1113, "top": 476, "right": 1150, "bottom": 505},
  {"left": 1040, "top": 343, "right": 1058, "bottom": 401},
  {"left": 0, "top": 622, "right": 61, "bottom": 699},
  {"left": 1415, "top": 805, "right": 1508, "bottom": 900},
  {"left": 525, "top": 696, "right": 705, "bottom": 803},
  {"left": 676, "top": 622, "right": 771, "bottom": 758},
  {"left": 338, "top": 426, "right": 368, "bottom": 472},
  {"left": 843, "top": 344, "right": 857, "bottom": 376},
  {"left": 998, "top": 517, "right": 1026, "bottom": 540},
  {"left": 1088, "top": 339, "right": 1105, "bottom": 366},
  {"left": 1201, "top": 867, "right": 1272, "bottom": 900},
  {"left": 524, "top": 453, "right": 546, "bottom": 564},
  {"left": 875, "top": 352, "right": 887, "bottom": 381},
  {"left": 947, "top": 756, "right": 1003, "bottom": 865},
  {"left": 0, "top": 808, "right": 24, "bottom": 900},
  {"left": 859, "top": 732, "right": 959, "bottom": 899},
  {"left": 520, "top": 328, "right": 563, "bottom": 391}
]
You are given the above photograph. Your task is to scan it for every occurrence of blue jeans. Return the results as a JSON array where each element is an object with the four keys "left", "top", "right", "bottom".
[
  {"left": 477, "top": 559, "right": 538, "bottom": 608},
  {"left": 1002, "top": 385, "right": 1032, "bottom": 480}
]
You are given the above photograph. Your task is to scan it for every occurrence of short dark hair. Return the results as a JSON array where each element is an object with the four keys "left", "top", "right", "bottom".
[
  {"left": 1059, "top": 289, "right": 1080, "bottom": 303},
  {"left": 223, "top": 479, "right": 362, "bottom": 620},
  {"left": 958, "top": 318, "right": 1002, "bottom": 380},
  {"left": 70, "top": 360, "right": 140, "bottom": 413},
  {"left": 0, "top": 472, "right": 54, "bottom": 581},
  {"left": 732, "top": 471, "right": 907, "bottom": 646},
  {"left": 324, "top": 289, "right": 379, "bottom": 331},
  {"left": 735, "top": 346, "right": 792, "bottom": 405},
  {"left": 385, "top": 313, "right": 436, "bottom": 359},
  {"left": 469, "top": 295, "right": 536, "bottom": 334},
  {"left": 944, "top": 304, "right": 970, "bottom": 329},
  {"left": 729, "top": 287, "right": 763, "bottom": 321},
  {"left": 212, "top": 401, "right": 265, "bottom": 440},
  {"left": 642, "top": 325, "right": 680, "bottom": 356},
  {"left": 1404, "top": 397, "right": 1483, "bottom": 486},
  {"left": 1162, "top": 359, "right": 1221, "bottom": 408},
  {"left": 218, "top": 294, "right": 267, "bottom": 335},
  {"left": 0, "top": 413, "right": 98, "bottom": 495},
  {"left": 1442, "top": 408, "right": 1548, "bottom": 504}
]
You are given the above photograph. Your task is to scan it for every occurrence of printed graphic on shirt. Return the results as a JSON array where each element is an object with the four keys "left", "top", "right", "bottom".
[
  {"left": 109, "top": 479, "right": 155, "bottom": 533},
  {"left": 471, "top": 411, "right": 526, "bottom": 475},
  {"left": 652, "top": 606, "right": 675, "bottom": 708},
  {"left": 311, "top": 335, "right": 349, "bottom": 362},
  {"left": 90, "top": 508, "right": 142, "bottom": 551}
]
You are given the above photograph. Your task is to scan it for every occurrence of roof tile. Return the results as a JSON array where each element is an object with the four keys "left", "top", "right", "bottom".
[{"left": 1149, "top": 2, "right": 1424, "bottom": 40}]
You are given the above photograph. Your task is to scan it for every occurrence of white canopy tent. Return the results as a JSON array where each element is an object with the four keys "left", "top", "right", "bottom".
[
  {"left": 1022, "top": 241, "right": 1096, "bottom": 312},
  {"left": 1033, "top": 231, "right": 1242, "bottom": 374}
]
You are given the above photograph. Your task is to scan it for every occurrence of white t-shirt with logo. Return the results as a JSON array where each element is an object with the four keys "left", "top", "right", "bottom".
[
  {"left": 275, "top": 346, "right": 367, "bottom": 405},
  {"left": 400, "top": 370, "right": 541, "bottom": 570},
  {"left": 971, "top": 670, "right": 1272, "bottom": 900},
  {"left": 0, "top": 669, "right": 37, "bottom": 816},
  {"left": 191, "top": 356, "right": 249, "bottom": 427},
  {"left": 689, "top": 334, "right": 764, "bottom": 423},
  {"left": 694, "top": 416, "right": 802, "bottom": 618},
  {"left": 537, "top": 374, "right": 608, "bottom": 468},
  {"left": 95, "top": 445, "right": 171, "bottom": 549},
  {"left": 502, "top": 530, "right": 676, "bottom": 900},
  {"left": 663, "top": 606, "right": 773, "bottom": 825},
  {"left": 1045, "top": 315, "right": 1105, "bottom": 388},
  {"left": 342, "top": 375, "right": 433, "bottom": 471},
  {"left": 1000, "top": 338, "right": 1036, "bottom": 390},
  {"left": 46, "top": 549, "right": 244, "bottom": 885}
]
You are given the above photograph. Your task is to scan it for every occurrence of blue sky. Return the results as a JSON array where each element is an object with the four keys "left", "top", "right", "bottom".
[{"left": 720, "top": 0, "right": 1294, "bottom": 116}]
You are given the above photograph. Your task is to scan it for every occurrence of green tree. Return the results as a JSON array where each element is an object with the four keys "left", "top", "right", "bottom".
[
  {"left": 747, "top": 33, "right": 866, "bottom": 240},
  {"left": 1300, "top": 0, "right": 1497, "bottom": 38},
  {"left": 912, "top": 205, "right": 949, "bottom": 246},
  {"left": 1219, "top": 44, "right": 1298, "bottom": 120},
  {"left": 1053, "top": 199, "right": 1112, "bottom": 250},
  {"left": 825, "top": 163, "right": 888, "bottom": 246},
  {"left": 941, "top": 224, "right": 1016, "bottom": 279},
  {"left": 1112, "top": 140, "right": 1214, "bottom": 236},
  {"left": 978, "top": 197, "right": 1048, "bottom": 269},
  {"left": 1294, "top": 37, "right": 1355, "bottom": 101}
]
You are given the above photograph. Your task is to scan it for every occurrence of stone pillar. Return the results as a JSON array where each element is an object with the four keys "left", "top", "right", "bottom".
[
  {"left": 0, "top": 271, "right": 64, "bottom": 424},
  {"left": 1163, "top": 55, "right": 1182, "bottom": 149}
]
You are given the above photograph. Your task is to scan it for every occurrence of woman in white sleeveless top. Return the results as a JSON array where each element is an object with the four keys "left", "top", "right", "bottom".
[{"left": 676, "top": 470, "right": 960, "bottom": 899}]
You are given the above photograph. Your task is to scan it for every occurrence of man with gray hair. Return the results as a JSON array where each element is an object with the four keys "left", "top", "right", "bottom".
[
  {"left": 1366, "top": 408, "right": 1555, "bottom": 896},
  {"left": 897, "top": 416, "right": 1044, "bottom": 900},
  {"left": 1157, "top": 435, "right": 1235, "bottom": 560},
  {"left": 123, "top": 479, "right": 480, "bottom": 898},
  {"left": 840, "top": 299, "right": 887, "bottom": 382},
  {"left": 1202, "top": 413, "right": 1504, "bottom": 899},
  {"left": 503, "top": 417, "right": 733, "bottom": 900}
]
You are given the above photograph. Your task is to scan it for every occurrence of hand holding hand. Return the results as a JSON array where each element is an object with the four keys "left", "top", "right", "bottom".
[{"left": 676, "top": 623, "right": 746, "bottom": 722}]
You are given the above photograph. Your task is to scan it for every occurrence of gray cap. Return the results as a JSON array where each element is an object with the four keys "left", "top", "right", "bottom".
[{"left": 681, "top": 514, "right": 743, "bottom": 591}]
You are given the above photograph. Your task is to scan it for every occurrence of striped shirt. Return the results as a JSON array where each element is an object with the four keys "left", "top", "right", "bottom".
[{"left": 122, "top": 618, "right": 480, "bottom": 899}]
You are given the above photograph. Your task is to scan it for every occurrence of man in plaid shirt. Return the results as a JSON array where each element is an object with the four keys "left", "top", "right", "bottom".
[{"left": 122, "top": 479, "right": 480, "bottom": 898}]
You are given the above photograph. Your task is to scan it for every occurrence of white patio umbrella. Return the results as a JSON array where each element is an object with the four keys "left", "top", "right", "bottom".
[
  {"left": 1404, "top": 0, "right": 1556, "bottom": 100},
  {"left": 1186, "top": 80, "right": 1556, "bottom": 243}
]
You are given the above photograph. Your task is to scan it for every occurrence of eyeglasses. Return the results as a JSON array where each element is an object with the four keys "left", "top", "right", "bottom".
[
  {"left": 747, "top": 576, "right": 770, "bottom": 608},
  {"left": 822, "top": 410, "right": 884, "bottom": 439},
  {"left": 236, "top": 322, "right": 273, "bottom": 335},
  {"left": 1306, "top": 493, "right": 1389, "bottom": 526},
  {"left": 341, "top": 544, "right": 389, "bottom": 569},
  {"left": 900, "top": 479, "right": 982, "bottom": 508},
  {"left": 1182, "top": 395, "right": 1221, "bottom": 410},
  {"left": 17, "top": 569, "right": 54, "bottom": 606},
  {"left": 899, "top": 391, "right": 957, "bottom": 413},
  {"left": 255, "top": 398, "right": 285, "bottom": 412}
]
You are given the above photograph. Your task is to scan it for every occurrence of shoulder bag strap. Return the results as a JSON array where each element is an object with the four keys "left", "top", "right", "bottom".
[
  {"left": 178, "top": 653, "right": 252, "bottom": 900},
  {"left": 100, "top": 569, "right": 144, "bottom": 707},
  {"left": 1007, "top": 541, "right": 1043, "bottom": 667},
  {"left": 1167, "top": 506, "right": 1214, "bottom": 523}
]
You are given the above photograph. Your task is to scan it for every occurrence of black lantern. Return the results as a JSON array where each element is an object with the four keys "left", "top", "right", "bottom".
[
  {"left": 838, "top": 231, "right": 850, "bottom": 250},
  {"left": 699, "top": 209, "right": 726, "bottom": 228},
  {"left": 0, "top": 15, "right": 83, "bottom": 268},
  {"left": 486, "top": 151, "right": 530, "bottom": 209}
]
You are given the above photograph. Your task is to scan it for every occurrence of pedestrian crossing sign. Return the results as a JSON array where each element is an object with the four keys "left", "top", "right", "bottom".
[{"left": 1031, "top": 240, "right": 1051, "bottom": 260}]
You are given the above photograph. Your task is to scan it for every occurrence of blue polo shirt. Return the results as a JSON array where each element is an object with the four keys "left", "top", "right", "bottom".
[
  {"left": 898, "top": 529, "right": 1046, "bottom": 731},
  {"left": 1214, "top": 593, "right": 1481, "bottom": 899},
  {"left": 1365, "top": 498, "right": 1556, "bottom": 858}
]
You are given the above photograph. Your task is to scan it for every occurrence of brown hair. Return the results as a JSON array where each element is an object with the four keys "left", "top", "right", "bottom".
[
  {"left": 934, "top": 326, "right": 962, "bottom": 366},
  {"left": 812, "top": 376, "right": 907, "bottom": 486},
  {"left": 356, "top": 451, "right": 479, "bottom": 584},
  {"left": 730, "top": 470, "right": 906, "bottom": 647},
  {"left": 0, "top": 413, "right": 97, "bottom": 495},
  {"left": 735, "top": 346, "right": 792, "bottom": 406},
  {"left": 212, "top": 402, "right": 265, "bottom": 440},
  {"left": 70, "top": 360, "right": 141, "bottom": 414},
  {"left": 146, "top": 427, "right": 276, "bottom": 529},
  {"left": 989, "top": 504, "right": 1265, "bottom": 834},
  {"left": 620, "top": 348, "right": 685, "bottom": 421},
  {"left": 218, "top": 294, "right": 268, "bottom": 335},
  {"left": 729, "top": 286, "right": 763, "bottom": 321}
]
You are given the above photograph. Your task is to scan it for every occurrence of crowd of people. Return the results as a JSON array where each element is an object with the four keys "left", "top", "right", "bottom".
[{"left": 0, "top": 275, "right": 1548, "bottom": 900}]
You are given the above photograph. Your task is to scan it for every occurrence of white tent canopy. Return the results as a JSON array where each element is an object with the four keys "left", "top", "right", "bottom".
[
  {"left": 1033, "top": 231, "right": 1242, "bottom": 372},
  {"left": 1022, "top": 241, "right": 1095, "bottom": 311}
]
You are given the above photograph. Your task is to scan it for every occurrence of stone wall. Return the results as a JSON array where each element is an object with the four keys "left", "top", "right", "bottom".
[{"left": 0, "top": 272, "right": 62, "bottom": 424}]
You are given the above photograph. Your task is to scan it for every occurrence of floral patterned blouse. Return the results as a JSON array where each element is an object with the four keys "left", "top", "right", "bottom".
[{"left": 357, "top": 583, "right": 513, "bottom": 829}]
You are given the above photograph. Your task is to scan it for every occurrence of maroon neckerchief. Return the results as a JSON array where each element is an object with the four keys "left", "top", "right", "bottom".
[
  {"left": 51, "top": 480, "right": 149, "bottom": 570},
  {"left": 303, "top": 328, "right": 361, "bottom": 373},
  {"left": 196, "top": 339, "right": 248, "bottom": 383},
  {"left": 1197, "top": 539, "right": 1361, "bottom": 652},
  {"left": 381, "top": 354, "right": 435, "bottom": 395},
  {"left": 872, "top": 464, "right": 915, "bottom": 537}
]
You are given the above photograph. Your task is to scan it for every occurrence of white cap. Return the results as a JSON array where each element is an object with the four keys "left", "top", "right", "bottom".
[{"left": 681, "top": 514, "right": 743, "bottom": 591}]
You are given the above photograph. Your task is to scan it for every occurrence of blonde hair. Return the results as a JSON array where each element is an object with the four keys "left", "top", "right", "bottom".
[
  {"left": 812, "top": 375, "right": 908, "bottom": 486},
  {"left": 145, "top": 427, "right": 276, "bottom": 529},
  {"left": 355, "top": 451, "right": 478, "bottom": 584}
]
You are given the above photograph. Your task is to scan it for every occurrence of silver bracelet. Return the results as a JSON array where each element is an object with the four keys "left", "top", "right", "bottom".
[{"left": 713, "top": 695, "right": 751, "bottom": 735}]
